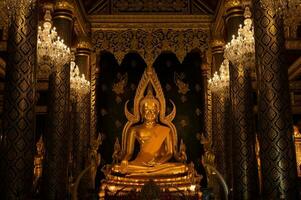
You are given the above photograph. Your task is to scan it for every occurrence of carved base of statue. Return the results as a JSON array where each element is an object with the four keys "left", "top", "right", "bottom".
[
  {"left": 98, "top": 66, "right": 202, "bottom": 198},
  {"left": 99, "top": 162, "right": 201, "bottom": 198}
]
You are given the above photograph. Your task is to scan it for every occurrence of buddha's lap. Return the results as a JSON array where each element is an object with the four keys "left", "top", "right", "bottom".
[{"left": 112, "top": 162, "right": 188, "bottom": 175}]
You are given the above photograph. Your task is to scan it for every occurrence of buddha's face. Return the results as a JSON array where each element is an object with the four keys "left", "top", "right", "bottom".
[{"left": 141, "top": 100, "right": 159, "bottom": 122}]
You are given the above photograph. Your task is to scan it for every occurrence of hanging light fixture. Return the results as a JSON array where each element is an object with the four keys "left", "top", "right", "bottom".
[
  {"left": 70, "top": 57, "right": 90, "bottom": 99},
  {"left": 208, "top": 71, "right": 221, "bottom": 93},
  {"left": 219, "top": 59, "right": 230, "bottom": 89},
  {"left": 78, "top": 74, "right": 91, "bottom": 95},
  {"left": 224, "top": 7, "right": 255, "bottom": 68},
  {"left": 70, "top": 57, "right": 80, "bottom": 100},
  {"left": 208, "top": 60, "right": 230, "bottom": 93},
  {"left": 37, "top": 8, "right": 71, "bottom": 75}
]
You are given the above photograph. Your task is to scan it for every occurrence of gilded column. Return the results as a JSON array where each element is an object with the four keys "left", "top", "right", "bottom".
[
  {"left": 210, "top": 39, "right": 230, "bottom": 184},
  {"left": 201, "top": 56, "right": 211, "bottom": 139},
  {"left": 90, "top": 52, "right": 97, "bottom": 143},
  {"left": 76, "top": 41, "right": 91, "bottom": 80},
  {"left": 0, "top": 2, "right": 38, "bottom": 199},
  {"left": 252, "top": 0, "right": 299, "bottom": 199},
  {"left": 42, "top": 1, "right": 73, "bottom": 199},
  {"left": 225, "top": 1, "right": 259, "bottom": 199},
  {"left": 76, "top": 40, "right": 91, "bottom": 168},
  {"left": 229, "top": 59, "right": 259, "bottom": 199},
  {"left": 72, "top": 98, "right": 81, "bottom": 179}
]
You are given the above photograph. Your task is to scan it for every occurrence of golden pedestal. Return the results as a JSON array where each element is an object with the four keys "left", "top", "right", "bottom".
[{"left": 99, "top": 163, "right": 201, "bottom": 197}]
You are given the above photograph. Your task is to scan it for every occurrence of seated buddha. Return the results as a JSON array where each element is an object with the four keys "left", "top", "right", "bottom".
[
  {"left": 111, "top": 87, "right": 188, "bottom": 177},
  {"left": 99, "top": 66, "right": 201, "bottom": 197}
]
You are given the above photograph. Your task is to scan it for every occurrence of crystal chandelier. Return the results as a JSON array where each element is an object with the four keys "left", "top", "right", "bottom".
[
  {"left": 70, "top": 59, "right": 80, "bottom": 100},
  {"left": 208, "top": 71, "right": 221, "bottom": 93},
  {"left": 219, "top": 59, "right": 230, "bottom": 88},
  {"left": 224, "top": 7, "right": 255, "bottom": 68},
  {"left": 37, "top": 9, "right": 71, "bottom": 75},
  {"left": 70, "top": 59, "right": 90, "bottom": 99},
  {"left": 208, "top": 60, "right": 230, "bottom": 93}
]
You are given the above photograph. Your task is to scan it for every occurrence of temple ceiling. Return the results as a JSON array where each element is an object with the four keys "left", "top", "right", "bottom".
[{"left": 79, "top": 0, "right": 219, "bottom": 15}]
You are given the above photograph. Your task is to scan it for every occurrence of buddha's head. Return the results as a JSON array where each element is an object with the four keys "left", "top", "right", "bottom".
[{"left": 140, "top": 86, "right": 160, "bottom": 122}]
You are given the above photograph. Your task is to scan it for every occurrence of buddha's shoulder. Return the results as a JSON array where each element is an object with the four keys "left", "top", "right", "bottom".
[
  {"left": 155, "top": 124, "right": 170, "bottom": 132},
  {"left": 129, "top": 125, "right": 144, "bottom": 131}
]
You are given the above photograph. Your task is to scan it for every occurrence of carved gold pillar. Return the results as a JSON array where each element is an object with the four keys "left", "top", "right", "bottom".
[
  {"left": 89, "top": 52, "right": 98, "bottom": 191},
  {"left": 0, "top": 3, "right": 38, "bottom": 199},
  {"left": 253, "top": 0, "right": 299, "bottom": 199},
  {"left": 42, "top": 1, "right": 73, "bottom": 199},
  {"left": 72, "top": 99, "right": 81, "bottom": 178},
  {"left": 76, "top": 40, "right": 91, "bottom": 167},
  {"left": 225, "top": 1, "right": 259, "bottom": 199},
  {"left": 90, "top": 52, "right": 97, "bottom": 143},
  {"left": 201, "top": 58, "right": 210, "bottom": 138},
  {"left": 210, "top": 39, "right": 231, "bottom": 185}
]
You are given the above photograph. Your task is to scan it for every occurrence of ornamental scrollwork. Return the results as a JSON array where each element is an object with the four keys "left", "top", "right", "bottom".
[{"left": 92, "top": 28, "right": 208, "bottom": 65}]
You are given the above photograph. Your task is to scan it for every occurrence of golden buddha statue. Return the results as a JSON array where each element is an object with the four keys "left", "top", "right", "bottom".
[
  {"left": 112, "top": 86, "right": 188, "bottom": 177},
  {"left": 99, "top": 66, "right": 201, "bottom": 198}
]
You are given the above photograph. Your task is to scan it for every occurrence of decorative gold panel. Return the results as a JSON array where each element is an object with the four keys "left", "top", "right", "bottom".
[
  {"left": 112, "top": 0, "right": 189, "bottom": 13},
  {"left": 92, "top": 28, "right": 208, "bottom": 66},
  {"left": 84, "top": 0, "right": 217, "bottom": 15}
]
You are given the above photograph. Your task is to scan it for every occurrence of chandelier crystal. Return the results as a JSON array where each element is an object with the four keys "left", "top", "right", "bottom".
[
  {"left": 37, "top": 9, "right": 71, "bottom": 75},
  {"left": 208, "top": 60, "right": 230, "bottom": 93},
  {"left": 70, "top": 59, "right": 90, "bottom": 99},
  {"left": 224, "top": 7, "right": 255, "bottom": 68}
]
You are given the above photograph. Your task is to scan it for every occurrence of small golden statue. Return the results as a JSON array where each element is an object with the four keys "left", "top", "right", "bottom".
[{"left": 99, "top": 66, "right": 201, "bottom": 197}]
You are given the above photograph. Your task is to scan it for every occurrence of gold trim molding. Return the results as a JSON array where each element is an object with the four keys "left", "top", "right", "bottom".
[
  {"left": 286, "top": 39, "right": 301, "bottom": 50},
  {"left": 77, "top": 40, "right": 92, "bottom": 50},
  {"left": 224, "top": 0, "right": 243, "bottom": 22},
  {"left": 55, "top": 0, "right": 74, "bottom": 12},
  {"left": 210, "top": 39, "right": 225, "bottom": 54},
  {"left": 210, "top": 39, "right": 225, "bottom": 48},
  {"left": 225, "top": 0, "right": 241, "bottom": 11},
  {"left": 89, "top": 15, "right": 212, "bottom": 30}
]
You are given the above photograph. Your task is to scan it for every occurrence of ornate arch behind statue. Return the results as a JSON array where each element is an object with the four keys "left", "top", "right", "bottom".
[{"left": 96, "top": 49, "right": 207, "bottom": 187}]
